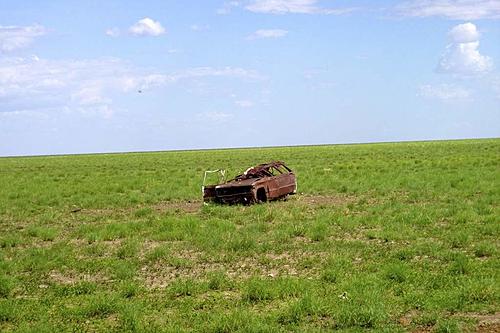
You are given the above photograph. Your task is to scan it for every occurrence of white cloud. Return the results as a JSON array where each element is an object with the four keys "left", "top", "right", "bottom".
[
  {"left": 0, "top": 56, "right": 140, "bottom": 116},
  {"left": 105, "top": 27, "right": 120, "bottom": 37},
  {"left": 418, "top": 84, "right": 472, "bottom": 101},
  {"left": 129, "top": 18, "right": 166, "bottom": 36},
  {"left": 397, "top": 0, "right": 500, "bottom": 20},
  {"left": 437, "top": 23, "right": 493, "bottom": 75},
  {"left": 0, "top": 24, "right": 47, "bottom": 52},
  {"left": 247, "top": 29, "right": 288, "bottom": 39},
  {"left": 173, "top": 66, "right": 266, "bottom": 81},
  {"left": 190, "top": 24, "right": 210, "bottom": 31},
  {"left": 235, "top": 100, "right": 254, "bottom": 108},
  {"left": 217, "top": 1, "right": 241, "bottom": 14},
  {"left": 196, "top": 111, "right": 233, "bottom": 122},
  {"left": 438, "top": 41, "right": 493, "bottom": 74},
  {"left": 0, "top": 56, "right": 264, "bottom": 116},
  {"left": 448, "top": 22, "right": 479, "bottom": 43},
  {"left": 0, "top": 57, "right": 142, "bottom": 116},
  {"left": 71, "top": 86, "right": 111, "bottom": 106},
  {"left": 121, "top": 73, "right": 170, "bottom": 92},
  {"left": 303, "top": 69, "right": 324, "bottom": 80},
  {"left": 245, "top": 0, "right": 356, "bottom": 15}
]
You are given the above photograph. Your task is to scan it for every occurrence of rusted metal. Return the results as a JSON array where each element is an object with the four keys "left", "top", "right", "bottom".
[{"left": 202, "top": 161, "right": 297, "bottom": 205}]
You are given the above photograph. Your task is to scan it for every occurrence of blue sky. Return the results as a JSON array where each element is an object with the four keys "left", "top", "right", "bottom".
[{"left": 0, "top": 0, "right": 499, "bottom": 156}]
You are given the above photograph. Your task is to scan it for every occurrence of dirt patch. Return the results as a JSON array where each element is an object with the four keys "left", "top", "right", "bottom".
[
  {"left": 466, "top": 313, "right": 500, "bottom": 333},
  {"left": 71, "top": 194, "right": 358, "bottom": 217},
  {"left": 407, "top": 312, "right": 500, "bottom": 333},
  {"left": 47, "top": 269, "right": 109, "bottom": 285},
  {"left": 398, "top": 310, "right": 418, "bottom": 327},
  {"left": 476, "top": 323, "right": 500, "bottom": 333},
  {"left": 137, "top": 240, "right": 164, "bottom": 258},
  {"left": 152, "top": 200, "right": 201, "bottom": 214},
  {"left": 467, "top": 313, "right": 500, "bottom": 325},
  {"left": 139, "top": 261, "right": 226, "bottom": 289},
  {"left": 411, "top": 327, "right": 433, "bottom": 333},
  {"left": 74, "top": 200, "right": 202, "bottom": 216},
  {"left": 139, "top": 250, "right": 326, "bottom": 289}
]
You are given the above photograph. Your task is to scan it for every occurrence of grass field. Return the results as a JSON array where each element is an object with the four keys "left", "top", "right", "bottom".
[{"left": 0, "top": 139, "right": 499, "bottom": 332}]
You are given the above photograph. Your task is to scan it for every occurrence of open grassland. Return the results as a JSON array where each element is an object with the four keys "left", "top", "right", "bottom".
[{"left": 0, "top": 139, "right": 499, "bottom": 332}]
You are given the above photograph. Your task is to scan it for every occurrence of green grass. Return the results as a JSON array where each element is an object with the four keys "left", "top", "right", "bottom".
[{"left": 0, "top": 139, "right": 499, "bottom": 332}]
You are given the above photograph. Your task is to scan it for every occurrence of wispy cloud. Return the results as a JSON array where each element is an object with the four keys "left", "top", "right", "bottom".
[
  {"left": 0, "top": 56, "right": 264, "bottom": 117},
  {"left": 245, "top": 0, "right": 356, "bottom": 15},
  {"left": 437, "top": 23, "right": 493, "bottom": 75},
  {"left": 0, "top": 24, "right": 47, "bottom": 52},
  {"left": 418, "top": 84, "right": 472, "bottom": 102},
  {"left": 397, "top": 0, "right": 500, "bottom": 20},
  {"left": 0, "top": 56, "right": 134, "bottom": 117},
  {"left": 247, "top": 29, "right": 288, "bottom": 39},
  {"left": 173, "top": 66, "right": 266, "bottom": 81},
  {"left": 190, "top": 24, "right": 210, "bottom": 32},
  {"left": 105, "top": 27, "right": 120, "bottom": 37},
  {"left": 235, "top": 100, "right": 254, "bottom": 108},
  {"left": 217, "top": 1, "right": 241, "bottom": 15},
  {"left": 129, "top": 17, "right": 166, "bottom": 36},
  {"left": 196, "top": 111, "right": 233, "bottom": 122}
]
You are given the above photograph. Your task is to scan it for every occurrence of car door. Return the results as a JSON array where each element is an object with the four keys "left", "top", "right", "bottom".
[
  {"left": 276, "top": 173, "right": 294, "bottom": 196},
  {"left": 273, "top": 166, "right": 295, "bottom": 197},
  {"left": 263, "top": 175, "right": 280, "bottom": 200}
]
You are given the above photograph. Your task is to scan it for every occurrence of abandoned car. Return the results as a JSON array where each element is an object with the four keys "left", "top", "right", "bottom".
[{"left": 202, "top": 161, "right": 297, "bottom": 204}]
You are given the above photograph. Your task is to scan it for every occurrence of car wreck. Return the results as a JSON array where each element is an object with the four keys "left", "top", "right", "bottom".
[{"left": 202, "top": 161, "right": 297, "bottom": 205}]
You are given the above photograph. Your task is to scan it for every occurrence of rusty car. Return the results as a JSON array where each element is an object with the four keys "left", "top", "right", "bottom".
[{"left": 202, "top": 161, "right": 297, "bottom": 204}]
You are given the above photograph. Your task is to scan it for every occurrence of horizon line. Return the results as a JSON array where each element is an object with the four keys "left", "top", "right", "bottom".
[{"left": 0, "top": 136, "right": 498, "bottom": 159}]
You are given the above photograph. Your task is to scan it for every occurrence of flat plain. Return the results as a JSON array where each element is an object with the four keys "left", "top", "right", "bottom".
[{"left": 0, "top": 139, "right": 498, "bottom": 332}]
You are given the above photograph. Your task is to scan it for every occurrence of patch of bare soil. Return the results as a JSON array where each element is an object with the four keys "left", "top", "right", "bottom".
[
  {"left": 71, "top": 194, "right": 358, "bottom": 217},
  {"left": 152, "top": 200, "right": 201, "bottom": 213},
  {"left": 139, "top": 259, "right": 229, "bottom": 289},
  {"left": 476, "top": 323, "right": 500, "bottom": 333},
  {"left": 398, "top": 310, "right": 418, "bottom": 327},
  {"left": 47, "top": 269, "right": 109, "bottom": 285},
  {"left": 74, "top": 200, "right": 202, "bottom": 216},
  {"left": 403, "top": 312, "right": 500, "bottom": 333},
  {"left": 139, "top": 250, "right": 326, "bottom": 289},
  {"left": 411, "top": 327, "right": 433, "bottom": 333},
  {"left": 467, "top": 313, "right": 500, "bottom": 324},
  {"left": 468, "top": 313, "right": 500, "bottom": 333}
]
